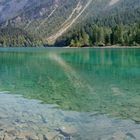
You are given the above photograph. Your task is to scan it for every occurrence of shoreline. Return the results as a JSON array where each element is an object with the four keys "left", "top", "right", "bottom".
[
  {"left": 63, "top": 45, "right": 140, "bottom": 48},
  {"left": 0, "top": 45, "right": 140, "bottom": 49}
]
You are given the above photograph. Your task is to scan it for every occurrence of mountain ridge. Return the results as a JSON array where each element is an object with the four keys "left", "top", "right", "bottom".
[{"left": 0, "top": 0, "right": 140, "bottom": 46}]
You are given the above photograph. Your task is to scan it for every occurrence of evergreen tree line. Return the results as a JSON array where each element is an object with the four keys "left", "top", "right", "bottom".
[
  {"left": 56, "top": 23, "right": 140, "bottom": 47},
  {"left": 0, "top": 27, "right": 43, "bottom": 47},
  {"left": 0, "top": 23, "right": 140, "bottom": 47}
]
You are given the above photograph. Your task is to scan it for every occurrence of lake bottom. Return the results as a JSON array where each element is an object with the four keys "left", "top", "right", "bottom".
[{"left": 0, "top": 92, "right": 140, "bottom": 140}]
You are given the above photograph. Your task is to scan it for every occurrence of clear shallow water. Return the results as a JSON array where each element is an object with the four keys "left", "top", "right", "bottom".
[
  {"left": 1, "top": 93, "right": 140, "bottom": 140},
  {"left": 0, "top": 48, "right": 140, "bottom": 122}
]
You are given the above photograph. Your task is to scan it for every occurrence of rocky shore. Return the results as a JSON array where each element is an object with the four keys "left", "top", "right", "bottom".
[{"left": 0, "top": 93, "right": 140, "bottom": 140}]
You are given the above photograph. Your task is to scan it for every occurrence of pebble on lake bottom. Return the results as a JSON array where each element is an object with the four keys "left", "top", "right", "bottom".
[{"left": 0, "top": 93, "right": 140, "bottom": 140}]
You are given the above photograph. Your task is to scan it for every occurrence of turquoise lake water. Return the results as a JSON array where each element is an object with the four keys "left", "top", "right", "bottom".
[{"left": 0, "top": 48, "right": 140, "bottom": 122}]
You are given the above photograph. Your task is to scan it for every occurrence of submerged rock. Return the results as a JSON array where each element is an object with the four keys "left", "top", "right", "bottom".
[{"left": 0, "top": 93, "right": 140, "bottom": 140}]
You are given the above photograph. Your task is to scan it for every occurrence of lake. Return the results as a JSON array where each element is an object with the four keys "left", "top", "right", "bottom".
[{"left": 0, "top": 48, "right": 140, "bottom": 139}]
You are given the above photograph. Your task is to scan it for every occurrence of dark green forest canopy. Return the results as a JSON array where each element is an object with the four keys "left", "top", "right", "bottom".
[
  {"left": 55, "top": 0, "right": 140, "bottom": 47},
  {"left": 1, "top": 16, "right": 140, "bottom": 47},
  {"left": 0, "top": 27, "right": 43, "bottom": 47},
  {"left": 1, "top": 23, "right": 140, "bottom": 47},
  {"left": 56, "top": 23, "right": 140, "bottom": 47}
]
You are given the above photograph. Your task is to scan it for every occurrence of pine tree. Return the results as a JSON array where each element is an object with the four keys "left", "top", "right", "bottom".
[{"left": 82, "top": 31, "right": 90, "bottom": 46}]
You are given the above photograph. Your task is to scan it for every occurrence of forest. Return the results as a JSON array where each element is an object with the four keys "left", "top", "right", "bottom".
[
  {"left": 0, "top": 22, "right": 140, "bottom": 47},
  {"left": 0, "top": 0, "right": 140, "bottom": 47},
  {"left": 56, "top": 23, "right": 140, "bottom": 47},
  {"left": 0, "top": 27, "right": 43, "bottom": 47}
]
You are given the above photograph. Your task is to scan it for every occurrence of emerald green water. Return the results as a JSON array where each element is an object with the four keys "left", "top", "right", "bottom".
[{"left": 0, "top": 48, "right": 140, "bottom": 121}]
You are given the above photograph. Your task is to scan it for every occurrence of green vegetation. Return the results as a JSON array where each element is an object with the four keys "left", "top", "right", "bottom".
[
  {"left": 0, "top": 0, "right": 140, "bottom": 47},
  {"left": 56, "top": 23, "right": 140, "bottom": 47},
  {"left": 1, "top": 23, "right": 140, "bottom": 47},
  {"left": 21, "top": 0, "right": 140, "bottom": 44},
  {"left": 0, "top": 27, "right": 43, "bottom": 47}
]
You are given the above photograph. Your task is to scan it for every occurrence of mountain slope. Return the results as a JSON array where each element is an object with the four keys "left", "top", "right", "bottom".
[
  {"left": 0, "top": 0, "right": 89, "bottom": 44},
  {"left": 0, "top": 0, "right": 140, "bottom": 45},
  {"left": 47, "top": 0, "right": 93, "bottom": 44}
]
